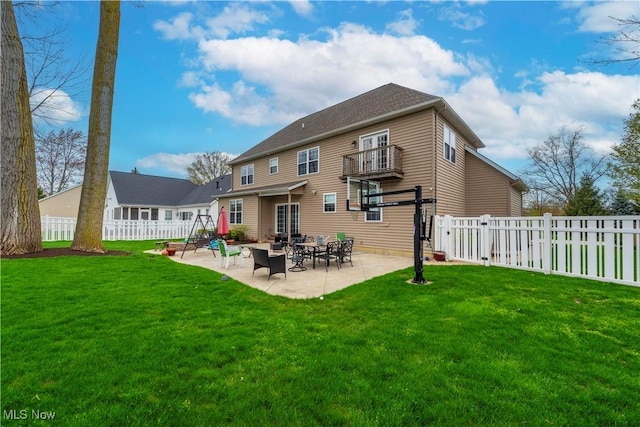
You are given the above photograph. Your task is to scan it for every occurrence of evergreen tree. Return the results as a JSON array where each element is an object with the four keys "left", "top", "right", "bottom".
[
  {"left": 564, "top": 175, "right": 606, "bottom": 216},
  {"left": 608, "top": 188, "right": 639, "bottom": 215},
  {"left": 609, "top": 100, "right": 640, "bottom": 207}
]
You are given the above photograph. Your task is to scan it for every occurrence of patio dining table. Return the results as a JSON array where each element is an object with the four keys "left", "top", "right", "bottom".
[{"left": 297, "top": 241, "right": 327, "bottom": 269}]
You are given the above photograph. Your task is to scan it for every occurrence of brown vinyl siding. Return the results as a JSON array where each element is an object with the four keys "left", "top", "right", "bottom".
[
  {"left": 434, "top": 116, "right": 466, "bottom": 216},
  {"left": 465, "top": 152, "right": 510, "bottom": 216},
  {"left": 510, "top": 187, "right": 523, "bottom": 216},
  {"left": 227, "top": 109, "right": 438, "bottom": 255}
]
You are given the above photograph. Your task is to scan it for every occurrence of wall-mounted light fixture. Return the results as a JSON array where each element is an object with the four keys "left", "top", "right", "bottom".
[
  {"left": 351, "top": 140, "right": 357, "bottom": 148},
  {"left": 311, "top": 189, "right": 317, "bottom": 195}
]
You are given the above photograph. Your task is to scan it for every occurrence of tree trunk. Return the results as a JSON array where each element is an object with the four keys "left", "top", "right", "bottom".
[
  {"left": 0, "top": 1, "right": 43, "bottom": 255},
  {"left": 71, "top": 1, "right": 120, "bottom": 253}
]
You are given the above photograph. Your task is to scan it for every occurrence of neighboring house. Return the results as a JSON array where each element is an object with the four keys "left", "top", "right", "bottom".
[
  {"left": 219, "top": 83, "right": 527, "bottom": 255},
  {"left": 39, "top": 171, "right": 233, "bottom": 225},
  {"left": 39, "top": 184, "right": 83, "bottom": 217}
]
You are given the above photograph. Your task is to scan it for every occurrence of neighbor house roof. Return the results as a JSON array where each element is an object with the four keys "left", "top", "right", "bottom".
[
  {"left": 179, "top": 174, "right": 233, "bottom": 205},
  {"left": 231, "top": 83, "right": 484, "bottom": 165},
  {"left": 109, "top": 171, "right": 232, "bottom": 207}
]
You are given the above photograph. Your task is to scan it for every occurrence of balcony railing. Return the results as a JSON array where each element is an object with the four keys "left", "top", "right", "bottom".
[{"left": 341, "top": 145, "right": 404, "bottom": 181}]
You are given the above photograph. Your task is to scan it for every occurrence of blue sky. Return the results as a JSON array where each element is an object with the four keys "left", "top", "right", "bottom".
[{"left": 19, "top": 1, "right": 640, "bottom": 180}]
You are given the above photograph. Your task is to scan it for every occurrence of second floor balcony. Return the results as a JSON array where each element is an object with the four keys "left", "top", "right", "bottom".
[{"left": 341, "top": 144, "right": 404, "bottom": 181}]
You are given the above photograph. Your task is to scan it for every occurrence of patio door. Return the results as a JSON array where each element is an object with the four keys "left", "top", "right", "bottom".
[
  {"left": 275, "top": 203, "right": 300, "bottom": 235},
  {"left": 360, "top": 130, "right": 389, "bottom": 173}
]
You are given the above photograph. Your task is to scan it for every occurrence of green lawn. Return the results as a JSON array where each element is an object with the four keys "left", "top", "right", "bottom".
[{"left": 2, "top": 241, "right": 639, "bottom": 426}]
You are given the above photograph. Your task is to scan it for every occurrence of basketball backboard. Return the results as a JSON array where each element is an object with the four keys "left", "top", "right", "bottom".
[{"left": 346, "top": 177, "right": 380, "bottom": 211}]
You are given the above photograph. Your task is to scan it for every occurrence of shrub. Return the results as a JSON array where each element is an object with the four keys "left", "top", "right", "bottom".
[{"left": 228, "top": 225, "right": 248, "bottom": 241}]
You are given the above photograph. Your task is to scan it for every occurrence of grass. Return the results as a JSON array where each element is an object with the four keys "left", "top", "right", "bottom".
[{"left": 2, "top": 241, "right": 640, "bottom": 426}]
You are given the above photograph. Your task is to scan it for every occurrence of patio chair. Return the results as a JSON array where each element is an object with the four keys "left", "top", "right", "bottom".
[
  {"left": 206, "top": 239, "right": 218, "bottom": 257},
  {"left": 252, "top": 248, "right": 286, "bottom": 280},
  {"left": 315, "top": 241, "right": 341, "bottom": 271},
  {"left": 338, "top": 238, "right": 354, "bottom": 267},
  {"left": 217, "top": 239, "right": 242, "bottom": 269},
  {"left": 287, "top": 237, "right": 307, "bottom": 272},
  {"left": 272, "top": 232, "right": 288, "bottom": 251}
]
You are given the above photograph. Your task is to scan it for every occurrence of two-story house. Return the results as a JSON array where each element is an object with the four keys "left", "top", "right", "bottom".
[{"left": 219, "top": 83, "right": 527, "bottom": 255}]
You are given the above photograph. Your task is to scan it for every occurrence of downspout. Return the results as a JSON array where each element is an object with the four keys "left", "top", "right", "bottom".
[{"left": 432, "top": 108, "right": 439, "bottom": 215}]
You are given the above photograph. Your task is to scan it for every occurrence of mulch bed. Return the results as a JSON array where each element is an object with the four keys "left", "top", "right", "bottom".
[{"left": 2, "top": 248, "right": 130, "bottom": 259}]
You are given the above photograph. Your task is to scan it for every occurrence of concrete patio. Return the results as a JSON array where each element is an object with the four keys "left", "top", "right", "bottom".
[{"left": 156, "top": 243, "right": 451, "bottom": 299}]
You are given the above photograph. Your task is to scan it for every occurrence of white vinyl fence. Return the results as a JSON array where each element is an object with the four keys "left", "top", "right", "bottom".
[
  {"left": 41, "top": 216, "right": 192, "bottom": 242},
  {"left": 434, "top": 214, "right": 640, "bottom": 287}
]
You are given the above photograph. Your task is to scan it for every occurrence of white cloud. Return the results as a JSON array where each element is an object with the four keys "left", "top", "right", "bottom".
[
  {"left": 386, "top": 9, "right": 420, "bottom": 36},
  {"left": 154, "top": 4, "right": 270, "bottom": 40},
  {"left": 153, "top": 12, "right": 200, "bottom": 40},
  {"left": 178, "top": 71, "right": 203, "bottom": 88},
  {"left": 30, "top": 88, "right": 84, "bottom": 125},
  {"left": 136, "top": 151, "right": 238, "bottom": 176},
  {"left": 289, "top": 0, "right": 313, "bottom": 17},
  {"left": 447, "top": 71, "right": 639, "bottom": 165},
  {"left": 439, "top": 4, "right": 485, "bottom": 31},
  {"left": 204, "top": 4, "right": 270, "bottom": 39},
  {"left": 189, "top": 23, "right": 469, "bottom": 125},
  {"left": 137, "top": 152, "right": 199, "bottom": 173},
  {"left": 577, "top": 1, "right": 639, "bottom": 33}
]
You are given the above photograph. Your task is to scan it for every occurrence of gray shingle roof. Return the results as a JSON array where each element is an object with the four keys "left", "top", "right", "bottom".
[
  {"left": 231, "top": 83, "right": 439, "bottom": 164},
  {"left": 110, "top": 171, "right": 232, "bottom": 207},
  {"left": 179, "top": 174, "right": 232, "bottom": 205}
]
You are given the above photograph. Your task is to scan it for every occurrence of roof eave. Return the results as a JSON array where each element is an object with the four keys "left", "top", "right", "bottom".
[
  {"left": 464, "top": 146, "right": 526, "bottom": 191},
  {"left": 231, "top": 98, "right": 484, "bottom": 165}
]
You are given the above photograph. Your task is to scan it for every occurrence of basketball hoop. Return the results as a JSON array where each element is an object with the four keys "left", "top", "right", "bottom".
[{"left": 349, "top": 210, "right": 360, "bottom": 221}]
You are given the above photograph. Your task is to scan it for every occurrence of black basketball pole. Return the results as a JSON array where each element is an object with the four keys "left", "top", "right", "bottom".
[
  {"left": 413, "top": 185, "right": 425, "bottom": 283},
  {"left": 362, "top": 183, "right": 433, "bottom": 284}
]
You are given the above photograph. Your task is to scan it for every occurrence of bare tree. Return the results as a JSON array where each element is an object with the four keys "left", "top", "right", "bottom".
[
  {"left": 586, "top": 15, "right": 640, "bottom": 68},
  {"left": 522, "top": 127, "right": 608, "bottom": 209},
  {"left": 72, "top": 1, "right": 120, "bottom": 253},
  {"left": 1, "top": 1, "right": 42, "bottom": 255},
  {"left": 522, "top": 185, "right": 564, "bottom": 216},
  {"left": 186, "top": 150, "right": 231, "bottom": 184},
  {"left": 36, "top": 128, "right": 86, "bottom": 196},
  {"left": 15, "top": 1, "right": 90, "bottom": 136}
]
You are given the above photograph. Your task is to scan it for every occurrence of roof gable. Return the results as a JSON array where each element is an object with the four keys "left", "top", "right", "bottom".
[{"left": 231, "top": 83, "right": 440, "bottom": 164}]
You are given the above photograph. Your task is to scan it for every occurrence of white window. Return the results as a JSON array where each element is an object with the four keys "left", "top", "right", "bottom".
[
  {"left": 179, "top": 211, "right": 193, "bottom": 221},
  {"left": 164, "top": 210, "right": 173, "bottom": 220},
  {"left": 269, "top": 158, "right": 278, "bottom": 175},
  {"left": 114, "top": 207, "right": 122, "bottom": 220},
  {"left": 360, "top": 130, "right": 389, "bottom": 172},
  {"left": 275, "top": 203, "right": 300, "bottom": 234},
  {"left": 444, "top": 124, "right": 456, "bottom": 164},
  {"left": 230, "top": 199, "right": 243, "bottom": 224},
  {"left": 241, "top": 164, "right": 254, "bottom": 185},
  {"left": 323, "top": 193, "right": 337, "bottom": 213},
  {"left": 364, "top": 182, "right": 382, "bottom": 222},
  {"left": 297, "top": 147, "right": 319, "bottom": 176}
]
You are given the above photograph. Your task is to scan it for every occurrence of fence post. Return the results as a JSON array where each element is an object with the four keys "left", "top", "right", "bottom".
[
  {"left": 480, "top": 214, "right": 491, "bottom": 267},
  {"left": 542, "top": 213, "right": 552, "bottom": 274}
]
